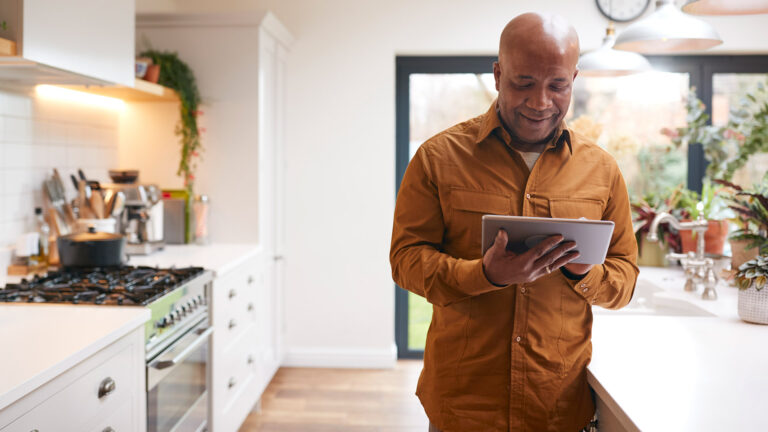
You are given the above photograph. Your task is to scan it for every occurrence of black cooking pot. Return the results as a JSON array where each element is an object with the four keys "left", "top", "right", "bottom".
[{"left": 57, "top": 228, "right": 126, "bottom": 267}]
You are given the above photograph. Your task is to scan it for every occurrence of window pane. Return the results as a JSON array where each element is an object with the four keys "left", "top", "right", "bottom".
[
  {"left": 570, "top": 72, "right": 690, "bottom": 199},
  {"left": 712, "top": 73, "right": 768, "bottom": 186},
  {"left": 407, "top": 73, "right": 496, "bottom": 351},
  {"left": 409, "top": 73, "right": 496, "bottom": 159}
]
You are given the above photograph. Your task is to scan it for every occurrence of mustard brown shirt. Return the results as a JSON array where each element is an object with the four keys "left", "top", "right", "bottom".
[{"left": 390, "top": 102, "right": 639, "bottom": 431}]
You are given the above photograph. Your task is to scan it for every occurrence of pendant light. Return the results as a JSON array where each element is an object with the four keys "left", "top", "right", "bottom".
[
  {"left": 682, "top": 0, "right": 768, "bottom": 15},
  {"left": 613, "top": 0, "right": 723, "bottom": 54},
  {"left": 579, "top": 23, "right": 652, "bottom": 77}
]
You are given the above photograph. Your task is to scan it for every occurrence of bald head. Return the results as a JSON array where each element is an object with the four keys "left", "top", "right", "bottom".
[
  {"left": 492, "top": 13, "right": 580, "bottom": 148},
  {"left": 499, "top": 12, "right": 580, "bottom": 68}
]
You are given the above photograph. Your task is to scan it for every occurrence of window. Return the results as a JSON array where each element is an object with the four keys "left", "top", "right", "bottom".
[{"left": 395, "top": 55, "right": 768, "bottom": 358}]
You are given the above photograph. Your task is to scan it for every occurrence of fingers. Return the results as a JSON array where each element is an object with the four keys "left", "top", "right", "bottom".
[
  {"left": 529, "top": 234, "right": 565, "bottom": 258},
  {"left": 489, "top": 229, "right": 508, "bottom": 254},
  {"left": 533, "top": 241, "right": 578, "bottom": 274}
]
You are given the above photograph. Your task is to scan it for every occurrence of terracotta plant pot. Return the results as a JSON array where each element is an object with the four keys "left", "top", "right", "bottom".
[
  {"left": 679, "top": 219, "right": 729, "bottom": 255},
  {"left": 144, "top": 64, "right": 160, "bottom": 83},
  {"left": 731, "top": 238, "right": 759, "bottom": 270}
]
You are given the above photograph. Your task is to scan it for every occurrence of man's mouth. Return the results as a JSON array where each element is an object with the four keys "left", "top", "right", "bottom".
[{"left": 520, "top": 114, "right": 552, "bottom": 123}]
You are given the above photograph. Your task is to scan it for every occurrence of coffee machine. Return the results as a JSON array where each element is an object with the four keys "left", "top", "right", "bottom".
[{"left": 102, "top": 170, "right": 165, "bottom": 255}]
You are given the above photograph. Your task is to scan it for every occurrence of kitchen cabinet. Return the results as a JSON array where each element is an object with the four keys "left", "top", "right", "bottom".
[
  {"left": 211, "top": 250, "right": 282, "bottom": 432},
  {"left": 0, "top": 0, "right": 134, "bottom": 86},
  {"left": 0, "top": 326, "right": 146, "bottom": 432}
]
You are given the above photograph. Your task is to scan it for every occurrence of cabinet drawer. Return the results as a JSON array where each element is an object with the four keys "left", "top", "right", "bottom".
[
  {"left": 217, "top": 324, "right": 258, "bottom": 412},
  {"left": 4, "top": 340, "right": 136, "bottom": 432},
  {"left": 213, "top": 256, "right": 262, "bottom": 350},
  {"left": 86, "top": 399, "right": 137, "bottom": 432}
]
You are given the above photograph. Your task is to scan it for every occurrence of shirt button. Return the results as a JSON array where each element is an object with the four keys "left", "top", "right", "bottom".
[
  {"left": 515, "top": 336, "right": 522, "bottom": 343},
  {"left": 526, "top": 193, "right": 531, "bottom": 199},
  {"left": 582, "top": 287, "right": 589, "bottom": 293},
  {"left": 521, "top": 287, "right": 527, "bottom": 294}
]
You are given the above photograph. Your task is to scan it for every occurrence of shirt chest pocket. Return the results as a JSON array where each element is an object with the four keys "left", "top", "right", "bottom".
[
  {"left": 447, "top": 189, "right": 511, "bottom": 258},
  {"left": 548, "top": 198, "right": 604, "bottom": 221}
]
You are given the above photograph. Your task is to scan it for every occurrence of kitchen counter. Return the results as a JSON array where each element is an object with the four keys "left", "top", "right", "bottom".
[
  {"left": 0, "top": 304, "right": 149, "bottom": 411},
  {"left": 588, "top": 266, "right": 768, "bottom": 431},
  {"left": 127, "top": 243, "right": 262, "bottom": 276}
]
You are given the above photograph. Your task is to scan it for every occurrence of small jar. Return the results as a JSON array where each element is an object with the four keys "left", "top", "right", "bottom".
[{"left": 193, "top": 194, "right": 210, "bottom": 245}]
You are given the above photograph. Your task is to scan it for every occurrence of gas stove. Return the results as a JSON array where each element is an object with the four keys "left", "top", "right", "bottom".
[
  {"left": 0, "top": 266, "right": 212, "bottom": 358},
  {"left": 0, "top": 266, "right": 203, "bottom": 305}
]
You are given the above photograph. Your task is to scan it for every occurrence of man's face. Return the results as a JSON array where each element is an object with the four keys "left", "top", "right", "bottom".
[{"left": 493, "top": 49, "right": 577, "bottom": 145}]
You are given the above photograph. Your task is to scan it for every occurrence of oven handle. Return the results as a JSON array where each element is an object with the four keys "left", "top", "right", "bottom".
[{"left": 151, "top": 326, "right": 213, "bottom": 370}]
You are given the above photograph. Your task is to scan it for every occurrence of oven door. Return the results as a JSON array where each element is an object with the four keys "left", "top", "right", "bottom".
[{"left": 147, "top": 317, "right": 213, "bottom": 432}]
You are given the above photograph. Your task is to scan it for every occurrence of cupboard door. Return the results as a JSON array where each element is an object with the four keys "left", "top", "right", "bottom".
[{"left": 22, "top": 0, "right": 134, "bottom": 85}]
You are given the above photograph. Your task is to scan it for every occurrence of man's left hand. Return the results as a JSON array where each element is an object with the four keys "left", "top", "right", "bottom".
[{"left": 564, "top": 263, "right": 593, "bottom": 277}]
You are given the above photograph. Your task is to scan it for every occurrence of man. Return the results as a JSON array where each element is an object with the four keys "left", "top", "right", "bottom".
[{"left": 389, "top": 12, "right": 638, "bottom": 432}]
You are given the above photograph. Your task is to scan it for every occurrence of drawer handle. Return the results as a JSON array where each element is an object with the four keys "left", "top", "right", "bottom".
[
  {"left": 247, "top": 355, "right": 254, "bottom": 365},
  {"left": 247, "top": 275, "right": 254, "bottom": 285},
  {"left": 228, "top": 289, "right": 237, "bottom": 299},
  {"left": 98, "top": 377, "right": 116, "bottom": 399},
  {"left": 103, "top": 428, "right": 115, "bottom": 432},
  {"left": 229, "top": 319, "right": 237, "bottom": 330},
  {"left": 247, "top": 302, "right": 254, "bottom": 312},
  {"left": 228, "top": 377, "right": 237, "bottom": 389}
]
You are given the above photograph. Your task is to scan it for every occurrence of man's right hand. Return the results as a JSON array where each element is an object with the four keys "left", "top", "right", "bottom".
[{"left": 482, "top": 228, "right": 580, "bottom": 286}]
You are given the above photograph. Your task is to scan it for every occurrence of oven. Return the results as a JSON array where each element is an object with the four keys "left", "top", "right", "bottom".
[{"left": 147, "top": 316, "right": 213, "bottom": 432}]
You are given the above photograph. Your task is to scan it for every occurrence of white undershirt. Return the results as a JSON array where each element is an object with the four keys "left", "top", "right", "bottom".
[{"left": 515, "top": 149, "right": 543, "bottom": 171}]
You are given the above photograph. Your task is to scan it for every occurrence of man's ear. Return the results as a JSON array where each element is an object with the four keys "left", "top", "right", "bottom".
[
  {"left": 573, "top": 68, "right": 579, "bottom": 82},
  {"left": 493, "top": 61, "right": 501, "bottom": 92}
]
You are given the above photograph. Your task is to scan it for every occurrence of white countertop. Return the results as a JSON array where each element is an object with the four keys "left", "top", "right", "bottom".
[
  {"left": 127, "top": 243, "right": 261, "bottom": 276},
  {"left": 588, "top": 266, "right": 768, "bottom": 432},
  {"left": 0, "top": 304, "right": 149, "bottom": 411}
]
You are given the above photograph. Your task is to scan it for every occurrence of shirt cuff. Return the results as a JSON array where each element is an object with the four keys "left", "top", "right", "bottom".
[
  {"left": 560, "top": 265, "right": 604, "bottom": 304},
  {"left": 459, "top": 259, "right": 509, "bottom": 296}
]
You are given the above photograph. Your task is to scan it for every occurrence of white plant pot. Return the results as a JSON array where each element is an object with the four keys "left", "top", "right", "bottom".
[{"left": 738, "top": 286, "right": 768, "bottom": 324}]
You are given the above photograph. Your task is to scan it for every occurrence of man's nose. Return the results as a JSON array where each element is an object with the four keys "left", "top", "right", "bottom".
[{"left": 526, "top": 88, "right": 553, "bottom": 112}]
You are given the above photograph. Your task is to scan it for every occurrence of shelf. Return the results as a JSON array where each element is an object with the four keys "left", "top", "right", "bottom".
[
  {"left": 0, "top": 37, "right": 17, "bottom": 56},
  {"left": 62, "top": 78, "right": 179, "bottom": 102}
]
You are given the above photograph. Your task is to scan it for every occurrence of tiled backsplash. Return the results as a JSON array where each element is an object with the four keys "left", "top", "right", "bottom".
[{"left": 0, "top": 88, "right": 120, "bottom": 246}]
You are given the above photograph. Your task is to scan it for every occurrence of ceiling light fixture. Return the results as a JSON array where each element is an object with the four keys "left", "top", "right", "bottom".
[
  {"left": 579, "top": 23, "right": 653, "bottom": 77},
  {"left": 613, "top": 0, "right": 723, "bottom": 54},
  {"left": 682, "top": 0, "right": 768, "bottom": 15}
]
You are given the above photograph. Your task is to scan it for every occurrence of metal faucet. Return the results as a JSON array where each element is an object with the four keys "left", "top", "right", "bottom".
[{"left": 647, "top": 211, "right": 718, "bottom": 300}]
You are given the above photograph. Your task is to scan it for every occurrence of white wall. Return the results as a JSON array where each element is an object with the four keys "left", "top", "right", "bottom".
[{"left": 136, "top": 0, "right": 768, "bottom": 368}]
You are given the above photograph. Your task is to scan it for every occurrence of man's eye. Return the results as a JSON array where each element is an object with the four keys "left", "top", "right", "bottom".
[{"left": 514, "top": 83, "right": 533, "bottom": 89}]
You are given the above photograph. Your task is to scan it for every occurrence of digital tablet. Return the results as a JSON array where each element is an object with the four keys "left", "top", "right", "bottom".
[{"left": 481, "top": 215, "right": 615, "bottom": 265}]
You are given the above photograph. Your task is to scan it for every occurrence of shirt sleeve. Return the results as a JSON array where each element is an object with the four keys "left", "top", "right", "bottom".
[
  {"left": 561, "top": 166, "right": 639, "bottom": 309},
  {"left": 390, "top": 146, "right": 506, "bottom": 307}
]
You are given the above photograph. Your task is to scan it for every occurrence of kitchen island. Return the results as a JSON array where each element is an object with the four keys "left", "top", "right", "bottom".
[{"left": 588, "top": 266, "right": 768, "bottom": 432}]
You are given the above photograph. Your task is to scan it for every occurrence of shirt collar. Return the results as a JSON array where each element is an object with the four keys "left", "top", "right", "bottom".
[{"left": 475, "top": 100, "right": 573, "bottom": 155}]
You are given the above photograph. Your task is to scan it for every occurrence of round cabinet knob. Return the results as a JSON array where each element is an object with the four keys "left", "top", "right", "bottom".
[
  {"left": 247, "top": 303, "right": 254, "bottom": 312},
  {"left": 98, "top": 377, "right": 116, "bottom": 399},
  {"left": 103, "top": 428, "right": 115, "bottom": 432},
  {"left": 247, "top": 275, "right": 254, "bottom": 285},
  {"left": 228, "top": 377, "right": 237, "bottom": 389},
  {"left": 247, "top": 355, "right": 254, "bottom": 365},
  {"left": 229, "top": 319, "right": 237, "bottom": 330},
  {"left": 229, "top": 289, "right": 237, "bottom": 299}
]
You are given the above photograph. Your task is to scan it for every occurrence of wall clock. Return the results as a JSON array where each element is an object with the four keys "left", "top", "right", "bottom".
[{"left": 595, "top": 0, "right": 651, "bottom": 22}]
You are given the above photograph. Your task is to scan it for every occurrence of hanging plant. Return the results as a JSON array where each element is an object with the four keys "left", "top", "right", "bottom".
[{"left": 139, "top": 49, "right": 202, "bottom": 194}]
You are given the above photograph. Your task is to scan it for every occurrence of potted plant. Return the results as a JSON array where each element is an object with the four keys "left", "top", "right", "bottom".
[
  {"left": 672, "top": 180, "right": 733, "bottom": 255},
  {"left": 139, "top": 49, "right": 202, "bottom": 195},
  {"left": 631, "top": 189, "right": 683, "bottom": 266},
  {"left": 736, "top": 255, "right": 768, "bottom": 324},
  {"left": 716, "top": 176, "right": 768, "bottom": 268}
]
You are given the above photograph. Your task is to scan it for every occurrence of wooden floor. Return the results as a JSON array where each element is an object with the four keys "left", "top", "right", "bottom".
[{"left": 239, "top": 360, "right": 429, "bottom": 432}]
